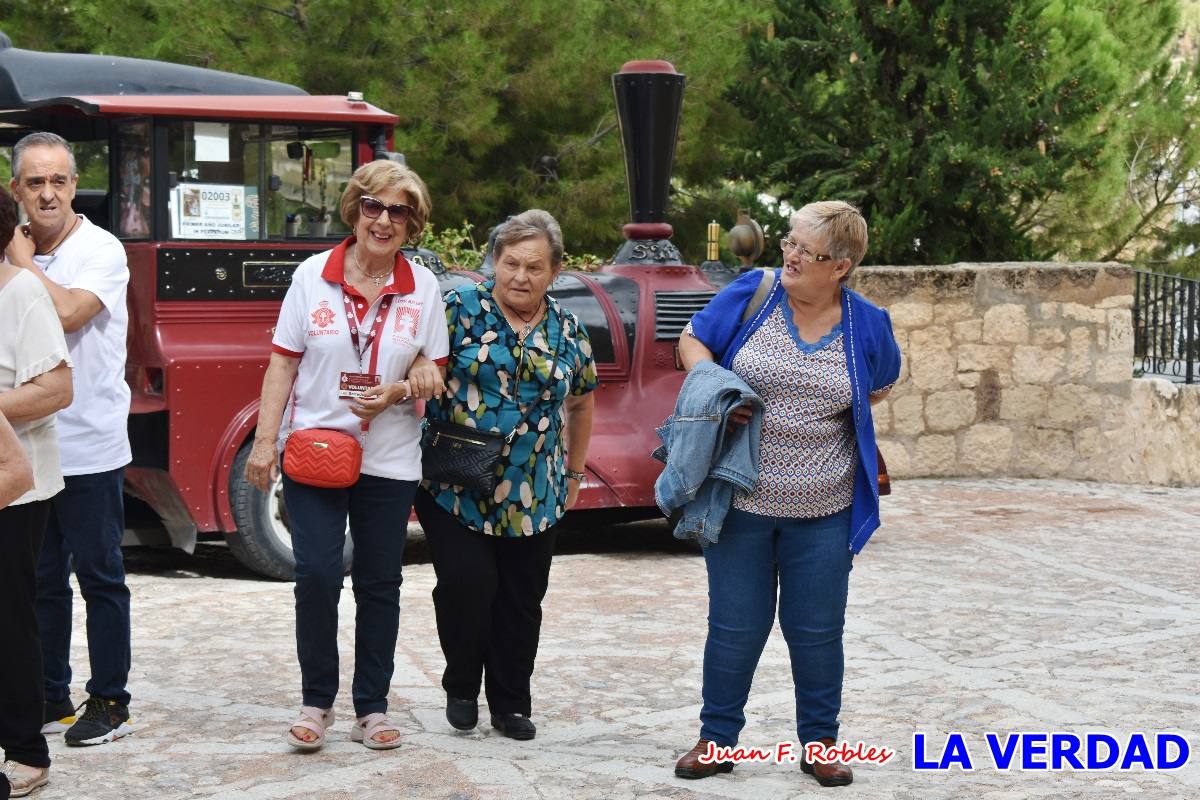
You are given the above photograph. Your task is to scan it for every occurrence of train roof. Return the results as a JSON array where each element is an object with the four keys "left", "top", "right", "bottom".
[
  {"left": 0, "top": 43, "right": 306, "bottom": 106},
  {"left": 13, "top": 95, "right": 399, "bottom": 124},
  {"left": 0, "top": 40, "right": 397, "bottom": 125}
]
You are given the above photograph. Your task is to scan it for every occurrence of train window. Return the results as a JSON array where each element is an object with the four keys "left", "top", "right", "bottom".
[
  {"left": 166, "top": 120, "right": 260, "bottom": 240},
  {"left": 265, "top": 126, "right": 354, "bottom": 240},
  {"left": 164, "top": 121, "right": 353, "bottom": 241},
  {"left": 116, "top": 121, "right": 151, "bottom": 239},
  {"left": 548, "top": 274, "right": 618, "bottom": 364}
]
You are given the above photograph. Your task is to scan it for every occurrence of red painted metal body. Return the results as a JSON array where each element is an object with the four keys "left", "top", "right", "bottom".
[{"left": 571, "top": 264, "right": 709, "bottom": 511}]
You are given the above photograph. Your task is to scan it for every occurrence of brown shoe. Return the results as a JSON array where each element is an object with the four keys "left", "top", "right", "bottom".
[
  {"left": 674, "top": 738, "right": 734, "bottom": 779},
  {"left": 800, "top": 738, "right": 854, "bottom": 787}
]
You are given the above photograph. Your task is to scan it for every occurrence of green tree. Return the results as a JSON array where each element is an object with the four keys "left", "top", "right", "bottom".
[
  {"left": 1033, "top": 1, "right": 1200, "bottom": 273},
  {"left": 730, "top": 0, "right": 1198, "bottom": 266},
  {"left": 0, "top": 0, "right": 769, "bottom": 263}
]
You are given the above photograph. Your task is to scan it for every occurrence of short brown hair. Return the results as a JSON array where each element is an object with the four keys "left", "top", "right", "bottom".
[
  {"left": 0, "top": 191, "right": 17, "bottom": 252},
  {"left": 339, "top": 160, "right": 431, "bottom": 242},
  {"left": 791, "top": 201, "right": 869, "bottom": 269},
  {"left": 493, "top": 209, "right": 564, "bottom": 267}
]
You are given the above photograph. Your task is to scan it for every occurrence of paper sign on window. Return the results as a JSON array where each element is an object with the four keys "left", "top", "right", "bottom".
[
  {"left": 194, "top": 122, "right": 230, "bottom": 162},
  {"left": 174, "top": 184, "right": 248, "bottom": 239}
]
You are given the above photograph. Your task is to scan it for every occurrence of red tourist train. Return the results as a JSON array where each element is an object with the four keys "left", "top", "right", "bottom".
[{"left": 0, "top": 38, "right": 757, "bottom": 578}]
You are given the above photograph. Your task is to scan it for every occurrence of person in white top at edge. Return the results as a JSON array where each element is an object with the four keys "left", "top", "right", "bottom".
[
  {"left": 246, "top": 160, "right": 449, "bottom": 751},
  {"left": 6, "top": 132, "right": 135, "bottom": 750},
  {"left": 0, "top": 186, "right": 72, "bottom": 799}
]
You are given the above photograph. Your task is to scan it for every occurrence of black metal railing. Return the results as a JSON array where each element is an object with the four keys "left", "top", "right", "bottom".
[{"left": 1133, "top": 269, "right": 1199, "bottom": 384}]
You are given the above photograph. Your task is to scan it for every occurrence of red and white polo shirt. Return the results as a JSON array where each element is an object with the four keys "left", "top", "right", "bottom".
[{"left": 271, "top": 237, "right": 449, "bottom": 481}]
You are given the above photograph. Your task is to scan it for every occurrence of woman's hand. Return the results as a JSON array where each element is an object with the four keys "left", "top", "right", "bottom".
[
  {"left": 245, "top": 438, "right": 279, "bottom": 492},
  {"left": 727, "top": 402, "right": 754, "bottom": 432},
  {"left": 351, "top": 381, "right": 410, "bottom": 420},
  {"left": 406, "top": 355, "right": 446, "bottom": 400},
  {"left": 5, "top": 224, "right": 35, "bottom": 267},
  {"left": 566, "top": 476, "right": 582, "bottom": 510}
]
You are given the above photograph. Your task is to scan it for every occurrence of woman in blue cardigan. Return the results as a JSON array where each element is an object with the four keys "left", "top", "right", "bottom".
[{"left": 672, "top": 201, "right": 900, "bottom": 787}]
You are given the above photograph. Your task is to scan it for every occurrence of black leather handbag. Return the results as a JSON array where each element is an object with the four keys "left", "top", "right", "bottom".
[
  {"left": 422, "top": 320, "right": 564, "bottom": 495},
  {"left": 421, "top": 419, "right": 508, "bottom": 494}
]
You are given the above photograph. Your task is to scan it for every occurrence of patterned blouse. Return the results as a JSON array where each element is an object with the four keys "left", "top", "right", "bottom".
[
  {"left": 422, "top": 281, "right": 599, "bottom": 537},
  {"left": 727, "top": 305, "right": 858, "bottom": 518}
]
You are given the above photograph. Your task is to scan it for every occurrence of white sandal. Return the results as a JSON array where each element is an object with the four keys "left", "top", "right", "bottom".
[
  {"left": 351, "top": 713, "right": 403, "bottom": 750},
  {"left": 285, "top": 706, "right": 334, "bottom": 751}
]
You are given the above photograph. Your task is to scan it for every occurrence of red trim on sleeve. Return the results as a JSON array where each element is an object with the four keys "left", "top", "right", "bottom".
[
  {"left": 271, "top": 344, "right": 303, "bottom": 358},
  {"left": 433, "top": 356, "right": 449, "bottom": 366}
]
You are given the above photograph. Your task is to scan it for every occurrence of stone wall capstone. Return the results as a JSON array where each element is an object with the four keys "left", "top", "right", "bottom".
[{"left": 850, "top": 262, "right": 1200, "bottom": 486}]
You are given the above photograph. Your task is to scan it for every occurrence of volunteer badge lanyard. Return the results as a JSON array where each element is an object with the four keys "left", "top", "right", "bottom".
[{"left": 339, "top": 289, "right": 396, "bottom": 440}]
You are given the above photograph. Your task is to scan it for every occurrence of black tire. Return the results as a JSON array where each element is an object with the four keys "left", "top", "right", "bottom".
[{"left": 226, "top": 440, "right": 353, "bottom": 580}]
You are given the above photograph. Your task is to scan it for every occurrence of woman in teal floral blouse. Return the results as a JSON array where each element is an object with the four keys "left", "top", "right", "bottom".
[{"left": 414, "top": 209, "right": 597, "bottom": 741}]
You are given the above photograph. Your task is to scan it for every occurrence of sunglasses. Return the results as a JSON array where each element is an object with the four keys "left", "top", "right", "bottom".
[{"left": 359, "top": 196, "right": 413, "bottom": 225}]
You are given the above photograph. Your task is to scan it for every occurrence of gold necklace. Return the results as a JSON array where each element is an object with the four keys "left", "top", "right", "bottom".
[{"left": 351, "top": 246, "right": 391, "bottom": 286}]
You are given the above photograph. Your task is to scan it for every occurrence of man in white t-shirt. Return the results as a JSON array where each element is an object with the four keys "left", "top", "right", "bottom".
[{"left": 7, "top": 132, "right": 134, "bottom": 748}]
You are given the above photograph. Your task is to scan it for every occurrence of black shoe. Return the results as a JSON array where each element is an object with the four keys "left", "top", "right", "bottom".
[
  {"left": 446, "top": 697, "right": 478, "bottom": 731},
  {"left": 42, "top": 696, "right": 77, "bottom": 734},
  {"left": 64, "top": 697, "right": 134, "bottom": 747},
  {"left": 490, "top": 713, "right": 536, "bottom": 740}
]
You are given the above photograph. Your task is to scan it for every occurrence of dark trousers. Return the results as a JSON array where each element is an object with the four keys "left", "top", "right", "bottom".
[
  {"left": 38, "top": 468, "right": 131, "bottom": 706},
  {"left": 415, "top": 490, "right": 556, "bottom": 717},
  {"left": 282, "top": 473, "right": 415, "bottom": 717},
  {"left": 0, "top": 501, "right": 51, "bottom": 769}
]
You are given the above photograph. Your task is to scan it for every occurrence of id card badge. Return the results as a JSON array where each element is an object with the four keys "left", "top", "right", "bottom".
[{"left": 338, "top": 371, "right": 381, "bottom": 400}]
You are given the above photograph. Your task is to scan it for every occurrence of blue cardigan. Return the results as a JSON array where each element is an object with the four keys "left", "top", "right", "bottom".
[{"left": 688, "top": 269, "right": 902, "bottom": 553}]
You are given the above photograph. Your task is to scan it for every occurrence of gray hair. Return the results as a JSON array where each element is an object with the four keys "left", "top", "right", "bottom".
[
  {"left": 12, "top": 132, "right": 77, "bottom": 179},
  {"left": 790, "top": 200, "right": 869, "bottom": 268},
  {"left": 493, "top": 209, "right": 564, "bottom": 267}
]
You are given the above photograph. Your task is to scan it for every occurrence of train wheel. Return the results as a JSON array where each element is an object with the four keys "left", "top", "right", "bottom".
[{"left": 226, "top": 441, "right": 353, "bottom": 580}]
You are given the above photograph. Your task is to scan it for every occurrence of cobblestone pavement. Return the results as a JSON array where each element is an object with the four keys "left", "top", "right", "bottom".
[{"left": 29, "top": 479, "right": 1200, "bottom": 800}]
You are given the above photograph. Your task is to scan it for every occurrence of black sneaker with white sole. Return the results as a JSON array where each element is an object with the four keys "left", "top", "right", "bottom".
[
  {"left": 64, "top": 697, "right": 133, "bottom": 747},
  {"left": 41, "top": 696, "right": 76, "bottom": 734}
]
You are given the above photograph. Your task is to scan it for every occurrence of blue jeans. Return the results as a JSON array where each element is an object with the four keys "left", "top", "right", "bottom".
[
  {"left": 700, "top": 507, "right": 853, "bottom": 747},
  {"left": 282, "top": 473, "right": 416, "bottom": 717},
  {"left": 38, "top": 468, "right": 131, "bottom": 706}
]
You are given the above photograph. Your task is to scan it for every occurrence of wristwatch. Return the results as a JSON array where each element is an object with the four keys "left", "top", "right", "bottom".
[{"left": 565, "top": 469, "right": 586, "bottom": 482}]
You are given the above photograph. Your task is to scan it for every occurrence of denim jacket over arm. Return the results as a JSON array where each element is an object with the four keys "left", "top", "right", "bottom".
[
  {"left": 652, "top": 360, "right": 763, "bottom": 546},
  {"left": 686, "top": 269, "right": 902, "bottom": 553}
]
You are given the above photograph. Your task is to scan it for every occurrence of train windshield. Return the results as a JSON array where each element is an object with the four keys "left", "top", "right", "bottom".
[{"left": 164, "top": 122, "right": 354, "bottom": 242}]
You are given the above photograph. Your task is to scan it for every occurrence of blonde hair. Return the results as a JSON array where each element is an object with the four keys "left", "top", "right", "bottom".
[
  {"left": 339, "top": 160, "right": 431, "bottom": 242},
  {"left": 790, "top": 201, "right": 869, "bottom": 269}
]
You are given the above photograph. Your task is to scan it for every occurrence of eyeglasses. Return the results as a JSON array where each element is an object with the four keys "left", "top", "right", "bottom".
[
  {"left": 780, "top": 238, "right": 834, "bottom": 263},
  {"left": 359, "top": 196, "right": 413, "bottom": 225}
]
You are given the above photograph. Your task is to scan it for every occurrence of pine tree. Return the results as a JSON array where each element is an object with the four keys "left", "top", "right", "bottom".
[
  {"left": 730, "top": 0, "right": 1122, "bottom": 265},
  {"left": 1034, "top": 0, "right": 1200, "bottom": 273}
]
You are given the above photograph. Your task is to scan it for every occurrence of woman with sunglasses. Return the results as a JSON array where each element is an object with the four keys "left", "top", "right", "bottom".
[
  {"left": 245, "top": 160, "right": 448, "bottom": 751},
  {"left": 671, "top": 202, "right": 900, "bottom": 787}
]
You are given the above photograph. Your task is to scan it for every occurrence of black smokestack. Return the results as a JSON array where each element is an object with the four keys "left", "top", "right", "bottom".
[{"left": 612, "top": 60, "right": 684, "bottom": 242}]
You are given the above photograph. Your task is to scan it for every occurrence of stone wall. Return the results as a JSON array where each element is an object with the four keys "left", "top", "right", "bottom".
[{"left": 850, "top": 262, "right": 1200, "bottom": 486}]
